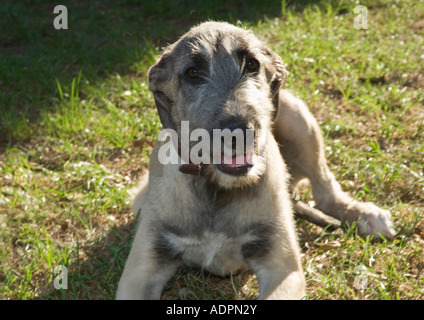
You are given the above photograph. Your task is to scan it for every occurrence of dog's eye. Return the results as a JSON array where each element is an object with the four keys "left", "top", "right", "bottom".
[
  {"left": 246, "top": 58, "right": 260, "bottom": 72},
  {"left": 186, "top": 67, "right": 199, "bottom": 79}
]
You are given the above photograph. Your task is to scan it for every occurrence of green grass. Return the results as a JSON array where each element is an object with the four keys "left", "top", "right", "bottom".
[{"left": 1, "top": 0, "right": 423, "bottom": 300}]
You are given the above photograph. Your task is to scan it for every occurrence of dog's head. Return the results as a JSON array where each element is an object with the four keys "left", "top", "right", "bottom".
[{"left": 149, "top": 21, "right": 288, "bottom": 189}]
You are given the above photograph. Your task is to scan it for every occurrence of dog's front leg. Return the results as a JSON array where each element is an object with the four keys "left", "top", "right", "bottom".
[
  {"left": 249, "top": 254, "right": 305, "bottom": 300},
  {"left": 244, "top": 228, "right": 305, "bottom": 300},
  {"left": 116, "top": 221, "right": 181, "bottom": 300},
  {"left": 116, "top": 260, "right": 180, "bottom": 299}
]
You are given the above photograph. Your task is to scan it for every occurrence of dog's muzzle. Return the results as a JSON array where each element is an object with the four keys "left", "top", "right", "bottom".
[{"left": 178, "top": 120, "right": 255, "bottom": 177}]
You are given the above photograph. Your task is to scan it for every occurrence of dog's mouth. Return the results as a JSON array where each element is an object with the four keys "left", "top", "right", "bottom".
[{"left": 216, "top": 151, "right": 254, "bottom": 176}]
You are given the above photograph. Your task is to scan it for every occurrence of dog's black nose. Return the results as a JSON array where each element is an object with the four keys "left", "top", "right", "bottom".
[
  {"left": 221, "top": 121, "right": 248, "bottom": 133},
  {"left": 220, "top": 120, "right": 249, "bottom": 148}
]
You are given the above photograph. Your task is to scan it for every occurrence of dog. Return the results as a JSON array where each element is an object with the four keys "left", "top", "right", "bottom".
[{"left": 116, "top": 21, "right": 395, "bottom": 300}]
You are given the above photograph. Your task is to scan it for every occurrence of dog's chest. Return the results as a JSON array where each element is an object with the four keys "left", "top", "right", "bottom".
[
  {"left": 155, "top": 181, "right": 273, "bottom": 275},
  {"left": 166, "top": 230, "right": 253, "bottom": 276}
]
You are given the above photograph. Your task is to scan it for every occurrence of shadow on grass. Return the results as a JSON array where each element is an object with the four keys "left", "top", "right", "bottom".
[
  {"left": 40, "top": 222, "right": 135, "bottom": 300},
  {"left": 0, "top": 0, "right": 334, "bottom": 145},
  {"left": 0, "top": 0, "right": 284, "bottom": 145}
]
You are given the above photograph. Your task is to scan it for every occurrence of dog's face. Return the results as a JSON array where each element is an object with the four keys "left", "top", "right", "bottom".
[{"left": 149, "top": 22, "right": 287, "bottom": 188}]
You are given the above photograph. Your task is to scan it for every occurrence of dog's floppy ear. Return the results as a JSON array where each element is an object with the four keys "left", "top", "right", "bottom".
[
  {"left": 149, "top": 53, "right": 175, "bottom": 129},
  {"left": 262, "top": 47, "right": 288, "bottom": 117}
]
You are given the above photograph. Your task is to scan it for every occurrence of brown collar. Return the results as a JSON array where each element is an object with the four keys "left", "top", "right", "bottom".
[{"left": 177, "top": 141, "right": 204, "bottom": 176}]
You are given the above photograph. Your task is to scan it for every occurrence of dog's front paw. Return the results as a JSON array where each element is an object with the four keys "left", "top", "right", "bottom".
[{"left": 346, "top": 201, "right": 395, "bottom": 241}]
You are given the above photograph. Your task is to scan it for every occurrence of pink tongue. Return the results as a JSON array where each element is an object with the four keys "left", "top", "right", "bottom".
[{"left": 222, "top": 151, "right": 253, "bottom": 166}]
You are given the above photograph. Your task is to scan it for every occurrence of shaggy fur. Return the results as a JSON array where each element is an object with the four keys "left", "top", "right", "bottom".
[{"left": 116, "top": 22, "right": 394, "bottom": 300}]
